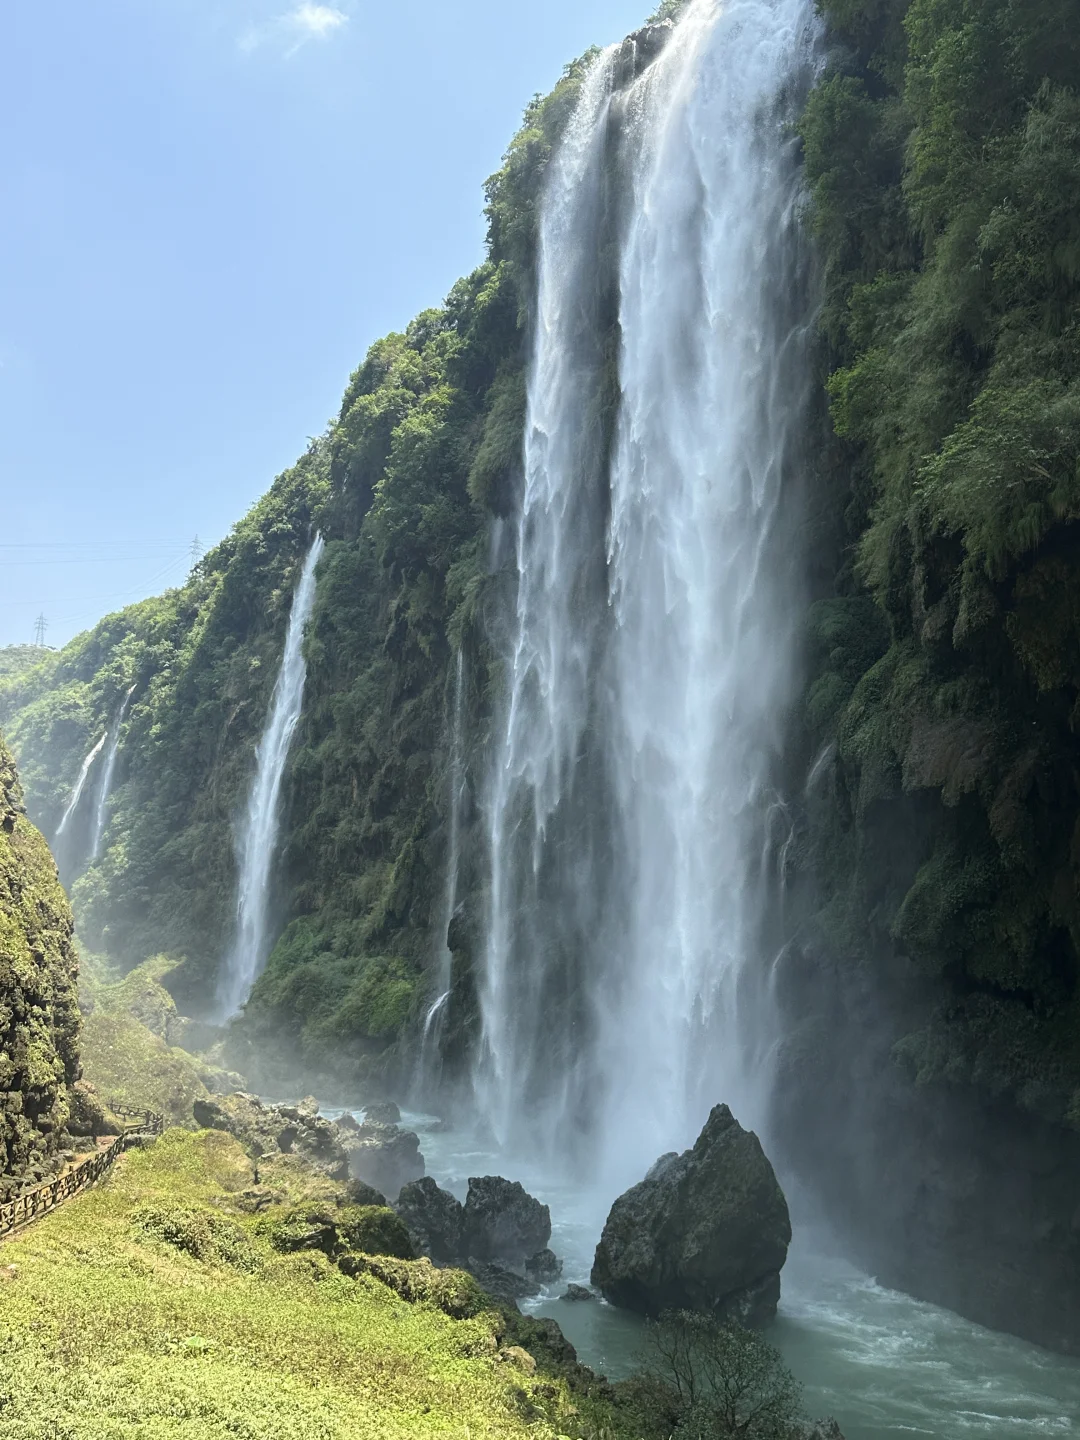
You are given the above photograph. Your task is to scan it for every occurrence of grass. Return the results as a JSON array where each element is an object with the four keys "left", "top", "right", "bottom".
[
  {"left": 78, "top": 1012, "right": 209, "bottom": 1126},
  {"left": 0, "top": 1128, "right": 625, "bottom": 1439}
]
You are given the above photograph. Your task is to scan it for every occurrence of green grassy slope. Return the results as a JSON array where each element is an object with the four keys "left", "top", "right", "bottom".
[{"left": 0, "top": 1128, "right": 627, "bottom": 1439}]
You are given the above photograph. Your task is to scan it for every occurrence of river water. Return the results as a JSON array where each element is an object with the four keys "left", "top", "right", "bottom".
[{"left": 323, "top": 1105, "right": 1080, "bottom": 1440}]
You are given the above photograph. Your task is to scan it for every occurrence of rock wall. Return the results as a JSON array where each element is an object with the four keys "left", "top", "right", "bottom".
[{"left": 0, "top": 737, "right": 80, "bottom": 1198}]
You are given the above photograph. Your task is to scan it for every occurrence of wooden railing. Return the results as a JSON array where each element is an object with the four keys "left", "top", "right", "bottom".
[{"left": 0, "top": 1107, "right": 163, "bottom": 1242}]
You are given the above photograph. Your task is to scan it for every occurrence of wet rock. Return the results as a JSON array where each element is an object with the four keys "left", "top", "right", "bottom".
[
  {"left": 466, "top": 1259, "right": 542, "bottom": 1305},
  {"left": 615, "top": 19, "right": 674, "bottom": 84},
  {"left": 363, "top": 1101, "right": 401, "bottom": 1125},
  {"left": 334, "top": 1111, "right": 361, "bottom": 1135},
  {"left": 345, "top": 1121, "right": 424, "bottom": 1199},
  {"left": 464, "top": 1176, "right": 551, "bottom": 1263},
  {"left": 560, "top": 1283, "right": 595, "bottom": 1302},
  {"left": 525, "top": 1247, "right": 562, "bottom": 1282},
  {"left": 591, "top": 1104, "right": 791, "bottom": 1325},
  {"left": 396, "top": 1176, "right": 465, "bottom": 1264}
]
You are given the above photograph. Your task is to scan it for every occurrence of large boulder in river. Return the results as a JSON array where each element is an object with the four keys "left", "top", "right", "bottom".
[
  {"left": 590, "top": 1104, "right": 791, "bottom": 1325},
  {"left": 396, "top": 1177, "right": 465, "bottom": 1263},
  {"left": 345, "top": 1121, "right": 424, "bottom": 1199},
  {"left": 464, "top": 1176, "right": 551, "bottom": 1262}
]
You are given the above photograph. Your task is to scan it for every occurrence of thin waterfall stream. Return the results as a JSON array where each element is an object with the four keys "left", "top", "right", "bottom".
[
  {"left": 417, "top": 649, "right": 467, "bottom": 1088},
  {"left": 90, "top": 684, "right": 136, "bottom": 861},
  {"left": 55, "top": 732, "right": 107, "bottom": 840},
  {"left": 217, "top": 534, "right": 324, "bottom": 1018}
]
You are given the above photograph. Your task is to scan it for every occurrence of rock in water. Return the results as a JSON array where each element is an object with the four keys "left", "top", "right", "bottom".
[
  {"left": 590, "top": 1104, "right": 791, "bottom": 1324},
  {"left": 396, "top": 1177, "right": 465, "bottom": 1263},
  {"left": 524, "top": 1247, "right": 563, "bottom": 1282},
  {"left": 363, "top": 1101, "right": 401, "bottom": 1125},
  {"left": 464, "top": 1176, "right": 551, "bottom": 1262},
  {"left": 345, "top": 1121, "right": 424, "bottom": 1199}
]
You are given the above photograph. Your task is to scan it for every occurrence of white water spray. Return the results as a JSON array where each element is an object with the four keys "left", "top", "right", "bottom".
[
  {"left": 217, "top": 535, "right": 324, "bottom": 1018},
  {"left": 55, "top": 732, "right": 107, "bottom": 839},
  {"left": 478, "top": 0, "right": 817, "bottom": 1184},
  {"left": 90, "top": 685, "right": 136, "bottom": 861}
]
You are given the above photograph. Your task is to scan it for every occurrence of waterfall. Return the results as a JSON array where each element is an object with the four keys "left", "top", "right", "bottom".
[
  {"left": 90, "top": 685, "right": 136, "bottom": 861},
  {"left": 477, "top": 0, "right": 817, "bottom": 1185},
  {"left": 55, "top": 732, "right": 107, "bottom": 839},
  {"left": 418, "top": 649, "right": 467, "bottom": 1088},
  {"left": 217, "top": 534, "right": 324, "bottom": 1018}
]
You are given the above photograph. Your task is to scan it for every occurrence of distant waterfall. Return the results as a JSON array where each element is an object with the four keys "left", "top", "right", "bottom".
[
  {"left": 217, "top": 535, "right": 324, "bottom": 1018},
  {"left": 478, "top": 0, "right": 816, "bottom": 1183},
  {"left": 55, "top": 732, "right": 107, "bottom": 839},
  {"left": 90, "top": 685, "right": 136, "bottom": 861}
]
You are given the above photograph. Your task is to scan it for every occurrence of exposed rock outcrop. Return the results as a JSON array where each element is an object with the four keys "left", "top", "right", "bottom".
[
  {"left": 0, "top": 737, "right": 80, "bottom": 1200},
  {"left": 591, "top": 1105, "right": 791, "bottom": 1324},
  {"left": 192, "top": 1092, "right": 349, "bottom": 1180},
  {"left": 397, "top": 1176, "right": 464, "bottom": 1263},
  {"left": 344, "top": 1120, "right": 424, "bottom": 1198},
  {"left": 363, "top": 1101, "right": 401, "bottom": 1125},
  {"left": 464, "top": 1175, "right": 551, "bottom": 1262}
]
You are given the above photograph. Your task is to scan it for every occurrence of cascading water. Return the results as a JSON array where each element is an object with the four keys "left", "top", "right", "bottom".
[
  {"left": 90, "top": 685, "right": 136, "bottom": 861},
  {"left": 55, "top": 731, "right": 107, "bottom": 839},
  {"left": 478, "top": 0, "right": 817, "bottom": 1185},
  {"left": 418, "top": 649, "right": 467, "bottom": 1086},
  {"left": 216, "top": 534, "right": 324, "bottom": 1018}
]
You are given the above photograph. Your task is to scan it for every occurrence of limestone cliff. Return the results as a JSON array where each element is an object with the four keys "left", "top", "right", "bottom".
[{"left": 0, "top": 736, "right": 80, "bottom": 1198}]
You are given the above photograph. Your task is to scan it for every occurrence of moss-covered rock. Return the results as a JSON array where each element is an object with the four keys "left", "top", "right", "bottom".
[{"left": 0, "top": 735, "right": 80, "bottom": 1198}]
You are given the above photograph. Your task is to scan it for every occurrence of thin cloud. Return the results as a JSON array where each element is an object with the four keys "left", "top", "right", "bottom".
[{"left": 240, "top": 4, "right": 349, "bottom": 57}]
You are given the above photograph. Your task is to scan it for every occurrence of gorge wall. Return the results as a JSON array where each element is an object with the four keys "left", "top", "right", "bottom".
[
  {"left": 0, "top": 738, "right": 81, "bottom": 1199},
  {"left": 1, "top": 0, "right": 1079, "bottom": 1352}
]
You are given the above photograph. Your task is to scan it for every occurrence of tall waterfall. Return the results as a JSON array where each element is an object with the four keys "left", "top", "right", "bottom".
[
  {"left": 478, "top": 0, "right": 816, "bottom": 1185},
  {"left": 90, "top": 685, "right": 136, "bottom": 861},
  {"left": 55, "top": 731, "right": 107, "bottom": 839},
  {"left": 217, "top": 535, "right": 324, "bottom": 1018}
]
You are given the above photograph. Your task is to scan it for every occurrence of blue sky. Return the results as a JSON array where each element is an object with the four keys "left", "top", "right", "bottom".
[{"left": 0, "top": 0, "right": 652, "bottom": 648}]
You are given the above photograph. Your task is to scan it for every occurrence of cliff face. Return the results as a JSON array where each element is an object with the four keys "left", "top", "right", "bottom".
[
  {"left": 770, "top": 0, "right": 1080, "bottom": 1351},
  {"left": 0, "top": 737, "right": 80, "bottom": 1198},
  {"left": 0, "top": 58, "right": 593, "bottom": 1090},
  {"left": 0, "top": 0, "right": 1078, "bottom": 1351}
]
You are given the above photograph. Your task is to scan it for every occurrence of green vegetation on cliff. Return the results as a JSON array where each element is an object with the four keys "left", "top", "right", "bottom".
[
  {"left": 797, "top": 0, "right": 1080, "bottom": 1120},
  {"left": 0, "top": 738, "right": 80, "bottom": 1198},
  {"left": 0, "top": 59, "right": 596, "bottom": 1091}
]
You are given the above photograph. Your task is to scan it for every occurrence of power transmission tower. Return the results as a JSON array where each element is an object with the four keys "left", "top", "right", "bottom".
[
  {"left": 33, "top": 613, "right": 48, "bottom": 647},
  {"left": 189, "top": 535, "right": 202, "bottom": 568}
]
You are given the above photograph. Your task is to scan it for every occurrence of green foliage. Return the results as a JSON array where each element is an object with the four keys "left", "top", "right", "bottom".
[
  {"left": 0, "top": 1128, "right": 630, "bottom": 1438},
  {"left": 798, "top": 0, "right": 1080, "bottom": 1118},
  {"left": 337, "top": 1204, "right": 415, "bottom": 1259},
  {"left": 133, "top": 1199, "right": 258, "bottom": 1270},
  {"left": 0, "top": 737, "right": 80, "bottom": 1195},
  {"left": 621, "top": 1311, "right": 806, "bottom": 1440}
]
